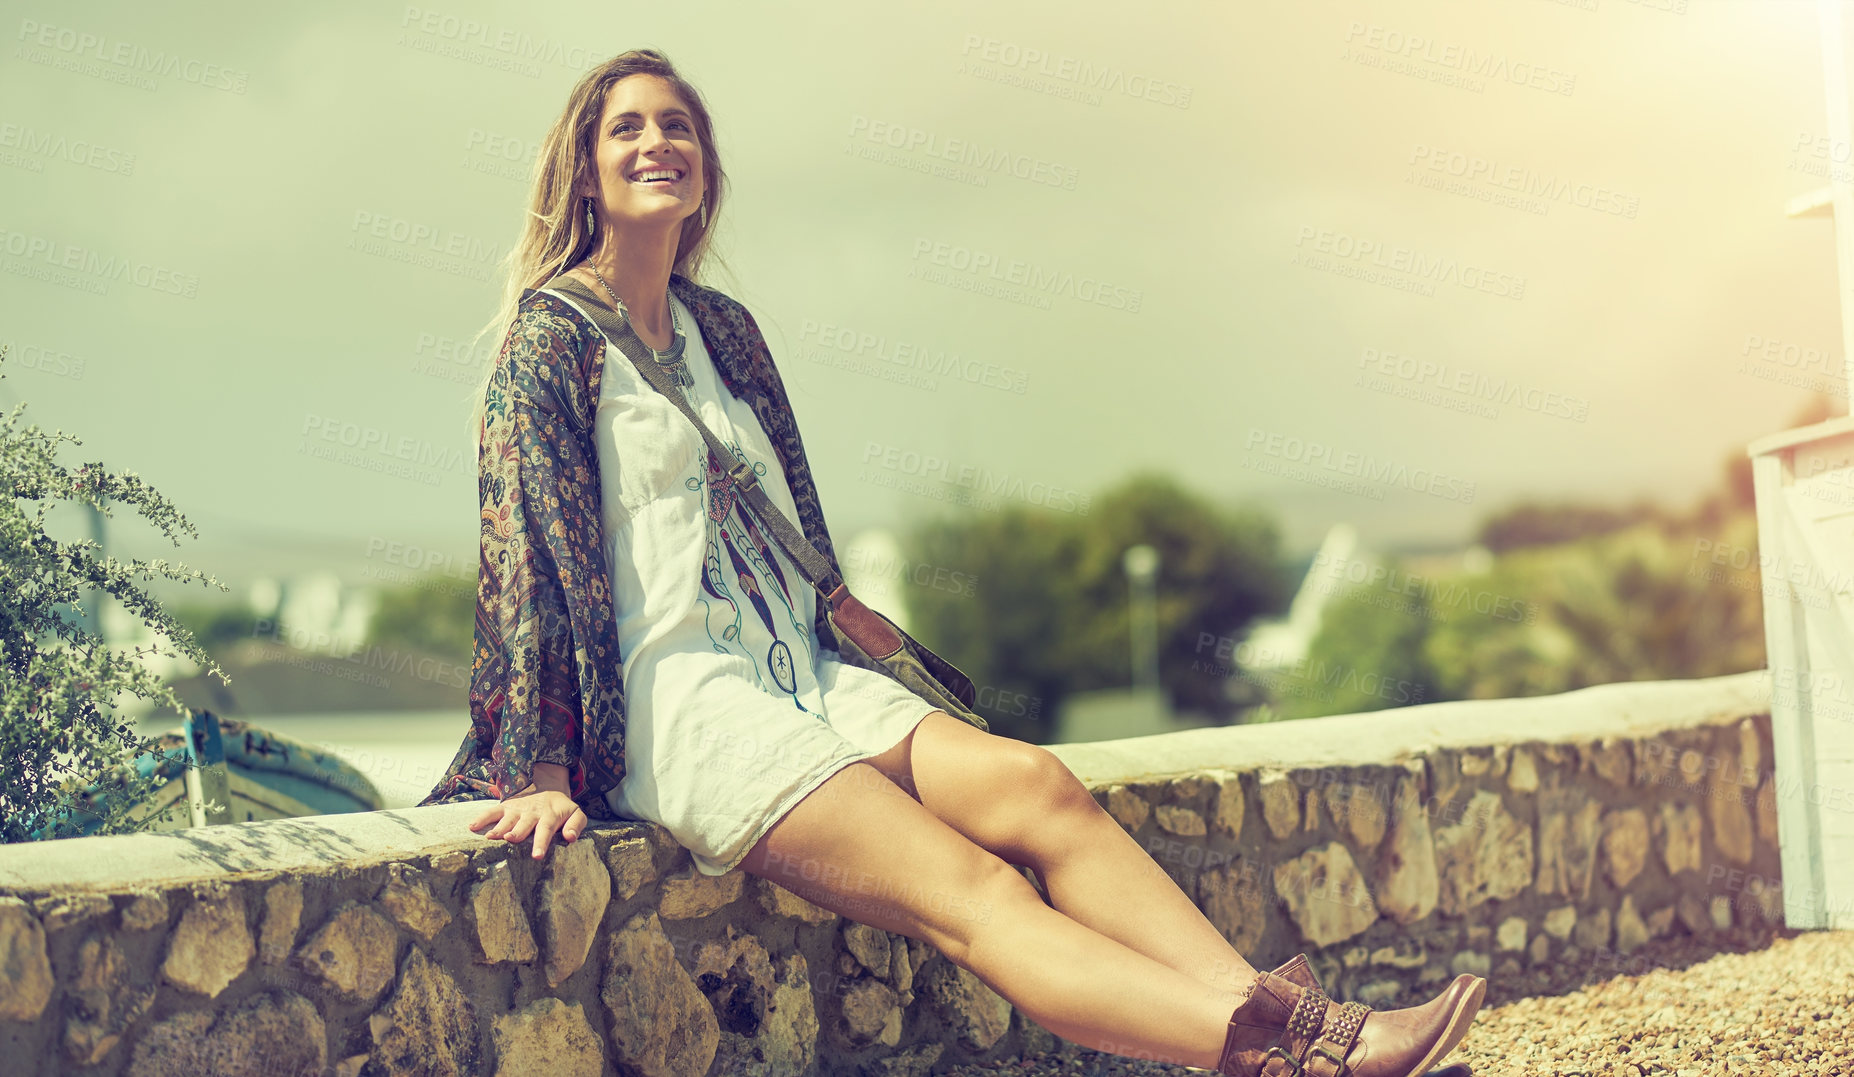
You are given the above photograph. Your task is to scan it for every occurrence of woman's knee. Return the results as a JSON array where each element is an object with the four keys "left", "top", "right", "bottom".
[
  {"left": 734, "top": 761, "right": 1038, "bottom": 957},
  {"left": 968, "top": 741, "right": 1100, "bottom": 845}
]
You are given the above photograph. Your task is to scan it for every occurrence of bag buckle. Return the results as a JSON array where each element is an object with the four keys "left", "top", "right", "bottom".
[{"left": 727, "top": 459, "right": 759, "bottom": 492}]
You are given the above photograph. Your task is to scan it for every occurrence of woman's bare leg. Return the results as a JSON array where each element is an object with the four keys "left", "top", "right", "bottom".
[
  {"left": 870, "top": 712, "right": 1259, "bottom": 999},
  {"left": 736, "top": 758, "right": 1240, "bottom": 1068}
]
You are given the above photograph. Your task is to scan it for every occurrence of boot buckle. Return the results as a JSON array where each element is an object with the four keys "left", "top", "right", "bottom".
[{"left": 1261, "top": 1045, "right": 1304, "bottom": 1077}]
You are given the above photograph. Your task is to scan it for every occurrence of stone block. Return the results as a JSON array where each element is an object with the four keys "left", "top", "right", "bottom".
[
  {"left": 1601, "top": 809, "right": 1649, "bottom": 889},
  {"left": 600, "top": 910, "right": 719, "bottom": 1077},
  {"left": 1258, "top": 772, "right": 1299, "bottom": 839},
  {"left": 1376, "top": 776, "right": 1439, "bottom": 925},
  {"left": 1156, "top": 804, "right": 1207, "bottom": 836},
  {"left": 491, "top": 998, "right": 603, "bottom": 1077},
  {"left": 127, "top": 989, "right": 324, "bottom": 1077},
  {"left": 1660, "top": 802, "right": 1702, "bottom": 876},
  {"left": 1213, "top": 772, "right": 1246, "bottom": 837},
  {"left": 0, "top": 898, "right": 52, "bottom": 1021},
  {"left": 258, "top": 879, "right": 303, "bottom": 966},
  {"left": 378, "top": 863, "right": 452, "bottom": 944},
  {"left": 1274, "top": 842, "right": 1378, "bottom": 947},
  {"left": 919, "top": 958, "right": 1011, "bottom": 1052},
  {"left": 63, "top": 932, "right": 155, "bottom": 1065},
  {"left": 163, "top": 888, "right": 254, "bottom": 998},
  {"left": 1103, "top": 785, "right": 1150, "bottom": 831},
  {"left": 1434, "top": 790, "right": 1533, "bottom": 916},
  {"left": 1615, "top": 896, "right": 1648, "bottom": 954},
  {"left": 541, "top": 836, "right": 610, "bottom": 987},
  {"left": 659, "top": 865, "right": 745, "bottom": 920},
  {"left": 469, "top": 860, "right": 537, "bottom": 964},
  {"left": 368, "top": 946, "right": 480, "bottom": 1077},
  {"left": 294, "top": 901, "right": 399, "bottom": 1004},
  {"left": 1197, "top": 860, "right": 1266, "bottom": 954}
]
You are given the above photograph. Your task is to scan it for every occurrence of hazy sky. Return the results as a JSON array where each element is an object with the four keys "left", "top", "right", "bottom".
[{"left": 3, "top": 0, "right": 1848, "bottom": 599}]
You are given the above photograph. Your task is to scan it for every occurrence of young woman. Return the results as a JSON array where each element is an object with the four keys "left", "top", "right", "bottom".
[{"left": 419, "top": 48, "right": 1483, "bottom": 1077}]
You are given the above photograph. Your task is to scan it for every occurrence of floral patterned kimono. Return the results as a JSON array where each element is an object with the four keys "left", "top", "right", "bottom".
[{"left": 417, "top": 272, "right": 897, "bottom": 822}]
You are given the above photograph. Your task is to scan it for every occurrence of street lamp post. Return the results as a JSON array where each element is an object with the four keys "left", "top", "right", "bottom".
[{"left": 1123, "top": 544, "right": 1160, "bottom": 695}]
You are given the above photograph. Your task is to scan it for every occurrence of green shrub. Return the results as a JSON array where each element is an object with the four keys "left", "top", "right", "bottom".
[{"left": 0, "top": 346, "right": 229, "bottom": 841}]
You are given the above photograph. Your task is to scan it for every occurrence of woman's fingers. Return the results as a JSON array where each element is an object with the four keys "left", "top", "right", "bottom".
[{"left": 470, "top": 794, "right": 583, "bottom": 858}]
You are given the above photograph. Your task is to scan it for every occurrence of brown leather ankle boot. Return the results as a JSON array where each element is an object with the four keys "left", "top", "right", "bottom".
[{"left": 1215, "top": 954, "right": 1485, "bottom": 1077}]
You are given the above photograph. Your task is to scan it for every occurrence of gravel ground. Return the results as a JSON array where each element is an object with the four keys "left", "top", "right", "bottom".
[{"left": 935, "top": 924, "right": 1854, "bottom": 1077}]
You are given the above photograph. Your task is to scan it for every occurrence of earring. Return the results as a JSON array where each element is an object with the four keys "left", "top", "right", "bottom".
[
  {"left": 583, "top": 197, "right": 595, "bottom": 234},
  {"left": 699, "top": 198, "right": 708, "bottom": 229}
]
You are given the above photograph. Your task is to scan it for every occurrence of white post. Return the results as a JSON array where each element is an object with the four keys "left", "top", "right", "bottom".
[
  {"left": 1122, "top": 544, "right": 1160, "bottom": 693},
  {"left": 1818, "top": 0, "right": 1854, "bottom": 403}
]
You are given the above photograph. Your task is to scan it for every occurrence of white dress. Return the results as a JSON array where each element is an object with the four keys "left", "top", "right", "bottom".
[{"left": 558, "top": 288, "right": 939, "bottom": 876}]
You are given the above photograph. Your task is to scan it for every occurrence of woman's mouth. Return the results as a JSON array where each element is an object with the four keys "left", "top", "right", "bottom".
[{"left": 630, "top": 167, "right": 684, "bottom": 187}]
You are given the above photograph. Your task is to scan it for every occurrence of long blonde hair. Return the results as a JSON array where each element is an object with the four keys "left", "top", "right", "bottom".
[{"left": 462, "top": 48, "right": 729, "bottom": 442}]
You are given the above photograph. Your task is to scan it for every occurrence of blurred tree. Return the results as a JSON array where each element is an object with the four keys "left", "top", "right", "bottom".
[
  {"left": 1428, "top": 513, "right": 1765, "bottom": 700},
  {"left": 1268, "top": 572, "right": 1439, "bottom": 721},
  {"left": 903, "top": 473, "right": 1288, "bottom": 742},
  {"left": 166, "top": 601, "right": 263, "bottom": 655},
  {"left": 1475, "top": 498, "right": 1666, "bottom": 554},
  {"left": 366, "top": 579, "right": 473, "bottom": 663}
]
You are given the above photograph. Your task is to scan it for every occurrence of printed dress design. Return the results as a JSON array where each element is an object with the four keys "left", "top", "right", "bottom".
[{"left": 689, "top": 437, "right": 816, "bottom": 712}]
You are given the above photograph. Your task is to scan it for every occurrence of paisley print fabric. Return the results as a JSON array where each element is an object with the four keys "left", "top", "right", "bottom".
[{"left": 417, "top": 273, "right": 878, "bottom": 818}]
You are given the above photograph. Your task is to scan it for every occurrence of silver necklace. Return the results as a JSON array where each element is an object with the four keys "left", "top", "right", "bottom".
[{"left": 587, "top": 264, "right": 694, "bottom": 391}]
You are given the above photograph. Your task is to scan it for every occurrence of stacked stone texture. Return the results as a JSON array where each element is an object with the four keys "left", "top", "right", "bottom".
[{"left": 0, "top": 714, "right": 1782, "bottom": 1075}]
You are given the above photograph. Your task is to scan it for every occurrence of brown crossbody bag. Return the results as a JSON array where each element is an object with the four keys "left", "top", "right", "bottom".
[{"left": 541, "top": 274, "right": 990, "bottom": 733}]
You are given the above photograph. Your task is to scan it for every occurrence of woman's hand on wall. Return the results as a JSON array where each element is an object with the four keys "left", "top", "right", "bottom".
[{"left": 469, "top": 763, "right": 587, "bottom": 858}]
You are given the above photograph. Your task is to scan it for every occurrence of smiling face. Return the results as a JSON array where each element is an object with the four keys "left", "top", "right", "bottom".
[{"left": 581, "top": 73, "right": 706, "bottom": 236}]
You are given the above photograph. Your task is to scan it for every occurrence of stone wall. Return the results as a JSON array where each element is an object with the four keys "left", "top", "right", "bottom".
[{"left": 0, "top": 671, "right": 1784, "bottom": 1076}]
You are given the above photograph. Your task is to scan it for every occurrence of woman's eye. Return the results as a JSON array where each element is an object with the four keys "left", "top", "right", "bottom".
[{"left": 611, "top": 119, "right": 688, "bottom": 135}]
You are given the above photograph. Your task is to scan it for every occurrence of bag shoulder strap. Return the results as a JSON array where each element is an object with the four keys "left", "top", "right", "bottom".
[{"left": 539, "top": 274, "right": 852, "bottom": 607}]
